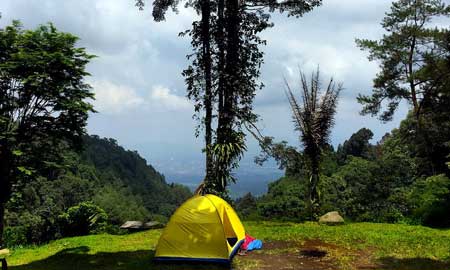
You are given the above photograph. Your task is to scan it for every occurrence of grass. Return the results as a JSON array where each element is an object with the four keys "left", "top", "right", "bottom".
[
  {"left": 245, "top": 221, "right": 450, "bottom": 259},
  {"left": 5, "top": 222, "right": 450, "bottom": 270}
]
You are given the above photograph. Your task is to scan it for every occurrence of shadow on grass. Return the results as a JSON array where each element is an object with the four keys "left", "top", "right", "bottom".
[
  {"left": 371, "top": 257, "right": 450, "bottom": 270},
  {"left": 10, "top": 247, "right": 232, "bottom": 270}
]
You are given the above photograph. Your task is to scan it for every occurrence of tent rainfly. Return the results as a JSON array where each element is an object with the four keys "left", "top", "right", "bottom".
[{"left": 154, "top": 194, "right": 245, "bottom": 263}]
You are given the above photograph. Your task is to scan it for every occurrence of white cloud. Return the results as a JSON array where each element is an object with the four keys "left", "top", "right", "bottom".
[
  {"left": 91, "top": 80, "right": 144, "bottom": 114},
  {"left": 149, "top": 85, "right": 191, "bottom": 111},
  {"left": 1, "top": 0, "right": 416, "bottom": 181},
  {"left": 89, "top": 80, "right": 191, "bottom": 114}
]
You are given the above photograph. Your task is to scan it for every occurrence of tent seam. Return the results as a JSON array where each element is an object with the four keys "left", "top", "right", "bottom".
[{"left": 204, "top": 195, "right": 230, "bottom": 254}]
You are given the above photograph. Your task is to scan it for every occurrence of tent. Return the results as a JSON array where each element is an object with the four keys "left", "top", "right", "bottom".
[{"left": 154, "top": 194, "right": 245, "bottom": 263}]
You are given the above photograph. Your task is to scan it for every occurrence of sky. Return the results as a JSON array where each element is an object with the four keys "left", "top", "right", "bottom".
[{"left": 0, "top": 0, "right": 411, "bottom": 192}]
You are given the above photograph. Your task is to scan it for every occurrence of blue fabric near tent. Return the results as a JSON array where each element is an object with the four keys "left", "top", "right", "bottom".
[{"left": 246, "top": 239, "right": 263, "bottom": 251}]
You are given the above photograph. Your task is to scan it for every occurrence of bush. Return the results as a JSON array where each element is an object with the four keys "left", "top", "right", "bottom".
[
  {"left": 3, "top": 226, "right": 27, "bottom": 247},
  {"left": 408, "top": 174, "right": 450, "bottom": 227},
  {"left": 59, "top": 202, "right": 108, "bottom": 237},
  {"left": 236, "top": 193, "right": 259, "bottom": 220},
  {"left": 93, "top": 184, "right": 151, "bottom": 225},
  {"left": 4, "top": 210, "right": 54, "bottom": 247},
  {"left": 257, "top": 177, "right": 309, "bottom": 221}
]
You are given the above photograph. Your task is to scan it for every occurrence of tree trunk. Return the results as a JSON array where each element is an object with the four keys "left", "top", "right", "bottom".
[
  {"left": 407, "top": 29, "right": 436, "bottom": 175},
  {"left": 216, "top": 0, "right": 226, "bottom": 145},
  {"left": 0, "top": 145, "right": 12, "bottom": 248},
  {"left": 0, "top": 203, "right": 4, "bottom": 248},
  {"left": 213, "top": 0, "right": 240, "bottom": 192},
  {"left": 309, "top": 158, "right": 320, "bottom": 220},
  {"left": 201, "top": 0, "right": 214, "bottom": 185},
  {"left": 217, "top": 0, "right": 239, "bottom": 141},
  {"left": 223, "top": 0, "right": 239, "bottom": 135}
]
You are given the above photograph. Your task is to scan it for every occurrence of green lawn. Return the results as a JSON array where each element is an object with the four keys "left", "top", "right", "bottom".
[{"left": 6, "top": 222, "right": 450, "bottom": 270}]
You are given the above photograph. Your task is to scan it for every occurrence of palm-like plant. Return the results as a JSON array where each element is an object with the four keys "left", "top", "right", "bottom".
[{"left": 285, "top": 68, "right": 342, "bottom": 219}]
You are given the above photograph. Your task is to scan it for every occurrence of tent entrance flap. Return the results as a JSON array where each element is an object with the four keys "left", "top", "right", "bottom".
[
  {"left": 222, "top": 209, "right": 238, "bottom": 247},
  {"left": 227, "top": 237, "right": 238, "bottom": 246}
]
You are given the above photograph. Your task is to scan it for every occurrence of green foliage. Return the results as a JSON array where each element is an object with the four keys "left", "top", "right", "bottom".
[
  {"left": 328, "top": 157, "right": 383, "bottom": 221},
  {"left": 4, "top": 135, "right": 192, "bottom": 246},
  {"left": 408, "top": 174, "right": 450, "bottom": 227},
  {"left": 81, "top": 135, "right": 191, "bottom": 214},
  {"left": 255, "top": 130, "right": 418, "bottom": 224},
  {"left": 336, "top": 128, "right": 374, "bottom": 164},
  {"left": 250, "top": 1, "right": 450, "bottom": 228},
  {"left": 257, "top": 177, "right": 309, "bottom": 221},
  {"left": 356, "top": 0, "right": 450, "bottom": 121},
  {"left": 0, "top": 20, "right": 95, "bottom": 246},
  {"left": 285, "top": 68, "right": 342, "bottom": 218},
  {"left": 92, "top": 185, "right": 151, "bottom": 225},
  {"left": 235, "top": 193, "right": 258, "bottom": 220},
  {"left": 59, "top": 202, "right": 108, "bottom": 237},
  {"left": 254, "top": 136, "right": 307, "bottom": 177},
  {"left": 4, "top": 175, "right": 89, "bottom": 246},
  {"left": 206, "top": 132, "right": 247, "bottom": 193},
  {"left": 3, "top": 226, "right": 27, "bottom": 248}
]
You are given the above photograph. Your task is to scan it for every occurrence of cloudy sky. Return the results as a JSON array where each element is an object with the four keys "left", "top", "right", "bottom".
[{"left": 0, "top": 0, "right": 410, "bottom": 190}]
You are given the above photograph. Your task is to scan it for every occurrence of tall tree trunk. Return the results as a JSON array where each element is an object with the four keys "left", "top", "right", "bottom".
[
  {"left": 408, "top": 34, "right": 436, "bottom": 175},
  {"left": 223, "top": 0, "right": 239, "bottom": 136},
  {"left": 309, "top": 157, "right": 320, "bottom": 220},
  {"left": 0, "top": 145, "right": 12, "bottom": 248},
  {"left": 201, "top": 0, "right": 214, "bottom": 185},
  {"left": 0, "top": 203, "right": 4, "bottom": 248},
  {"left": 213, "top": 0, "right": 240, "bottom": 192},
  {"left": 216, "top": 0, "right": 225, "bottom": 145}
]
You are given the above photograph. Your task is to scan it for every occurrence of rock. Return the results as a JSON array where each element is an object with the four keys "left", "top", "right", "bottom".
[
  {"left": 120, "top": 221, "right": 163, "bottom": 230},
  {"left": 0, "top": 249, "right": 10, "bottom": 258},
  {"left": 318, "top": 211, "right": 344, "bottom": 225}
]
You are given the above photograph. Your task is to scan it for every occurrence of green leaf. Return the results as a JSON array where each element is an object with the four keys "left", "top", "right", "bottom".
[
  {"left": 17, "top": 166, "right": 33, "bottom": 176},
  {"left": 12, "top": 149, "right": 23, "bottom": 156}
]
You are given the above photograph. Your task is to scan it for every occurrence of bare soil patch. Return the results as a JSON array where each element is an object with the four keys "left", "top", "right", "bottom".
[{"left": 236, "top": 239, "right": 378, "bottom": 270}]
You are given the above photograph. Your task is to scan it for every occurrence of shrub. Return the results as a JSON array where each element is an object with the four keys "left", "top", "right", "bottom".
[
  {"left": 59, "top": 202, "right": 108, "bottom": 236},
  {"left": 257, "top": 177, "right": 309, "bottom": 221},
  {"left": 408, "top": 174, "right": 450, "bottom": 227},
  {"left": 3, "top": 226, "right": 27, "bottom": 247}
]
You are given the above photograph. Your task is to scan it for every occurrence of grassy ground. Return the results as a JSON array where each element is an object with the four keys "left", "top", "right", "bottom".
[{"left": 6, "top": 221, "right": 450, "bottom": 270}]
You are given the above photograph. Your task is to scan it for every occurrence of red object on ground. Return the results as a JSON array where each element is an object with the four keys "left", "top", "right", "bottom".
[{"left": 242, "top": 234, "right": 256, "bottom": 250}]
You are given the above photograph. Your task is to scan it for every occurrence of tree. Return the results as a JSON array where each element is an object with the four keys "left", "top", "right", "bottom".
[
  {"left": 0, "top": 21, "right": 95, "bottom": 246},
  {"left": 408, "top": 174, "right": 450, "bottom": 227},
  {"left": 253, "top": 136, "right": 306, "bottom": 177},
  {"left": 136, "top": 0, "right": 322, "bottom": 195},
  {"left": 356, "top": 0, "right": 449, "bottom": 122},
  {"left": 235, "top": 192, "right": 257, "bottom": 219},
  {"left": 285, "top": 69, "right": 342, "bottom": 219},
  {"left": 337, "top": 127, "right": 374, "bottom": 164},
  {"left": 383, "top": 30, "right": 450, "bottom": 176}
]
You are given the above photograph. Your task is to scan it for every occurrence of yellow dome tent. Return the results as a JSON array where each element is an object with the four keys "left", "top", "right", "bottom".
[{"left": 154, "top": 194, "right": 245, "bottom": 263}]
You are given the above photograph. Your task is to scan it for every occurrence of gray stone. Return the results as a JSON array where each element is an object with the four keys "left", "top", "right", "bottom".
[{"left": 318, "top": 211, "right": 345, "bottom": 225}]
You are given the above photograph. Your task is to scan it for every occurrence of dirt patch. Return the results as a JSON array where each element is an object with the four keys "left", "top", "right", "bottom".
[
  {"left": 236, "top": 240, "right": 378, "bottom": 270},
  {"left": 236, "top": 240, "right": 338, "bottom": 270},
  {"left": 299, "top": 248, "right": 327, "bottom": 258}
]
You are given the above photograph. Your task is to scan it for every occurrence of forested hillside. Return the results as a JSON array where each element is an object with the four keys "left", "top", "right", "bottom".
[
  {"left": 4, "top": 135, "right": 191, "bottom": 246},
  {"left": 237, "top": 116, "right": 450, "bottom": 227}
]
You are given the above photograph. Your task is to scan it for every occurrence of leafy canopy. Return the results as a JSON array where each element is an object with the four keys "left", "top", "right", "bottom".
[{"left": 356, "top": 0, "right": 450, "bottom": 121}]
